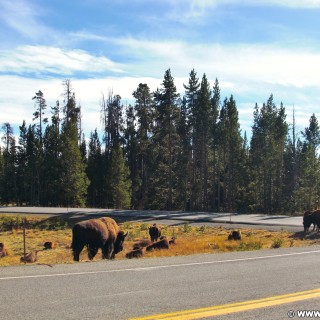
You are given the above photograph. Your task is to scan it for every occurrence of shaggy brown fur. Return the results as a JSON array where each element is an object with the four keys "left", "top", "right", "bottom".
[
  {"left": 132, "top": 239, "right": 152, "bottom": 250},
  {"left": 71, "top": 217, "right": 127, "bottom": 261},
  {"left": 228, "top": 230, "right": 242, "bottom": 241},
  {"left": 43, "top": 241, "right": 56, "bottom": 250},
  {"left": 0, "top": 242, "right": 8, "bottom": 258},
  {"left": 20, "top": 251, "right": 38, "bottom": 263},
  {"left": 149, "top": 224, "right": 161, "bottom": 242},
  {"left": 303, "top": 210, "right": 320, "bottom": 233},
  {"left": 146, "top": 238, "right": 169, "bottom": 251},
  {"left": 126, "top": 248, "right": 143, "bottom": 259}
]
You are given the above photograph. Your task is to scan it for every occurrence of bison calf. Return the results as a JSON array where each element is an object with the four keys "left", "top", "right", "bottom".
[
  {"left": 0, "top": 242, "right": 8, "bottom": 258},
  {"left": 146, "top": 238, "right": 169, "bottom": 251},
  {"left": 228, "top": 230, "right": 242, "bottom": 241},
  {"left": 20, "top": 251, "right": 38, "bottom": 263},
  {"left": 149, "top": 224, "right": 161, "bottom": 242},
  {"left": 43, "top": 241, "right": 56, "bottom": 250},
  {"left": 126, "top": 248, "right": 143, "bottom": 259},
  {"left": 132, "top": 239, "right": 152, "bottom": 250}
]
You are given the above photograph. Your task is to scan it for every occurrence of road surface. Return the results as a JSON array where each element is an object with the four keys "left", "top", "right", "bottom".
[
  {"left": 1, "top": 245, "right": 320, "bottom": 319},
  {"left": 0, "top": 206, "right": 304, "bottom": 231}
]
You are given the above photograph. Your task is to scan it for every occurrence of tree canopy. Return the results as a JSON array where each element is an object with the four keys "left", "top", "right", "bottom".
[{"left": 0, "top": 71, "right": 318, "bottom": 214}]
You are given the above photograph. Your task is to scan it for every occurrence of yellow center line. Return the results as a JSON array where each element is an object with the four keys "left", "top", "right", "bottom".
[{"left": 130, "top": 288, "right": 320, "bottom": 320}]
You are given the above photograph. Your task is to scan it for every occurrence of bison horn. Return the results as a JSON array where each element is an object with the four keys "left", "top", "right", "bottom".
[{"left": 124, "top": 231, "right": 128, "bottom": 238}]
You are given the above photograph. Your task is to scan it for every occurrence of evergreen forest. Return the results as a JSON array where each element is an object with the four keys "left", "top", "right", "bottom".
[{"left": 1, "top": 69, "right": 319, "bottom": 215}]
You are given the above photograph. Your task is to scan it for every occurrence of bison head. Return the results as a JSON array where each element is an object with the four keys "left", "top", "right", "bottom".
[{"left": 113, "top": 231, "right": 128, "bottom": 255}]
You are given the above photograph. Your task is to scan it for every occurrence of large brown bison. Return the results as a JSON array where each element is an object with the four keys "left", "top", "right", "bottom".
[
  {"left": 71, "top": 217, "right": 127, "bottom": 262},
  {"left": 149, "top": 224, "right": 161, "bottom": 242},
  {"left": 303, "top": 210, "right": 320, "bottom": 233}
]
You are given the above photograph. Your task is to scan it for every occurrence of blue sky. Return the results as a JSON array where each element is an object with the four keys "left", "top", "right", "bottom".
[{"left": 1, "top": 0, "right": 320, "bottom": 139}]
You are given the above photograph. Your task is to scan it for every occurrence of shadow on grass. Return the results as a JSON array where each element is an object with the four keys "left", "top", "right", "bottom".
[{"left": 288, "top": 230, "right": 320, "bottom": 240}]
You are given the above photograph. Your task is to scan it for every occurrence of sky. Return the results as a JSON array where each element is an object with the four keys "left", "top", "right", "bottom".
[{"left": 1, "top": 0, "right": 320, "bottom": 141}]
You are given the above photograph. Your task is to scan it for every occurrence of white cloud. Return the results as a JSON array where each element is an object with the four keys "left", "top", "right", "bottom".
[
  {"left": 0, "top": 0, "right": 50, "bottom": 40},
  {"left": 1, "top": 39, "right": 320, "bottom": 141},
  {"left": 187, "top": 0, "right": 320, "bottom": 9},
  {"left": 0, "top": 75, "right": 164, "bottom": 138},
  {"left": 111, "top": 38, "right": 320, "bottom": 90},
  {"left": 253, "top": 0, "right": 320, "bottom": 8},
  {"left": 165, "top": 0, "right": 320, "bottom": 23},
  {"left": 0, "top": 46, "right": 124, "bottom": 75}
]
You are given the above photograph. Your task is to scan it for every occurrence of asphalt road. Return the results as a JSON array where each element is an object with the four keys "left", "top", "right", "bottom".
[
  {"left": 0, "top": 206, "right": 304, "bottom": 232},
  {"left": 1, "top": 245, "right": 320, "bottom": 320}
]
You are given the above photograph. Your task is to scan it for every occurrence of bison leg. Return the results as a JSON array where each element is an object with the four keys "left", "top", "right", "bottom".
[
  {"left": 87, "top": 245, "right": 98, "bottom": 260},
  {"left": 102, "top": 242, "right": 114, "bottom": 259},
  {"left": 73, "top": 243, "right": 85, "bottom": 262}
]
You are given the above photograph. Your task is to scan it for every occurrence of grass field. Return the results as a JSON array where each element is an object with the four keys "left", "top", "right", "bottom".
[{"left": 0, "top": 215, "right": 318, "bottom": 267}]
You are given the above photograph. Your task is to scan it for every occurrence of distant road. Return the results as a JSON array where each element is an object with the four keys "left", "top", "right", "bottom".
[
  {"left": 1, "top": 245, "right": 320, "bottom": 319},
  {"left": 0, "top": 206, "right": 303, "bottom": 231}
]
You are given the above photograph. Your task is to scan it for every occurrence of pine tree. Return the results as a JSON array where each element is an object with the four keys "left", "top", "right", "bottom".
[
  {"left": 109, "top": 143, "right": 131, "bottom": 209},
  {"left": 43, "top": 120, "right": 62, "bottom": 206},
  {"left": 209, "top": 78, "right": 221, "bottom": 211},
  {"left": 249, "top": 95, "right": 288, "bottom": 213},
  {"left": 221, "top": 95, "right": 247, "bottom": 211},
  {"left": 1, "top": 123, "right": 17, "bottom": 204},
  {"left": 192, "top": 74, "right": 211, "bottom": 210},
  {"left": 101, "top": 92, "right": 126, "bottom": 207},
  {"left": 132, "top": 83, "right": 154, "bottom": 209},
  {"left": 294, "top": 114, "right": 320, "bottom": 210},
  {"left": 184, "top": 69, "right": 200, "bottom": 210},
  {"left": 124, "top": 104, "right": 139, "bottom": 208},
  {"left": 1, "top": 123, "right": 14, "bottom": 153},
  {"left": 25, "top": 124, "right": 41, "bottom": 205},
  {"left": 176, "top": 96, "right": 191, "bottom": 209},
  {"left": 32, "top": 90, "right": 48, "bottom": 147},
  {"left": 16, "top": 120, "right": 28, "bottom": 204},
  {"left": 87, "top": 129, "right": 104, "bottom": 207},
  {"left": 101, "top": 91, "right": 124, "bottom": 153},
  {"left": 59, "top": 80, "right": 89, "bottom": 207},
  {"left": 150, "top": 69, "right": 180, "bottom": 210}
]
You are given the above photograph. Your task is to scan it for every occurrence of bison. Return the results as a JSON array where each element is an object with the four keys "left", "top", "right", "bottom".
[
  {"left": 132, "top": 239, "right": 152, "bottom": 250},
  {"left": 43, "top": 241, "right": 56, "bottom": 250},
  {"left": 303, "top": 210, "right": 320, "bottom": 233},
  {"left": 20, "top": 251, "right": 38, "bottom": 263},
  {"left": 160, "top": 235, "right": 176, "bottom": 244},
  {"left": 228, "top": 230, "right": 242, "bottom": 241},
  {"left": 146, "top": 238, "right": 169, "bottom": 251},
  {"left": 149, "top": 224, "right": 161, "bottom": 242},
  {"left": 71, "top": 217, "right": 127, "bottom": 262},
  {"left": 126, "top": 248, "right": 143, "bottom": 259},
  {"left": 0, "top": 242, "right": 8, "bottom": 258}
]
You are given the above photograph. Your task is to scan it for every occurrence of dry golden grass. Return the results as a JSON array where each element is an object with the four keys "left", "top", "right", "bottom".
[{"left": 0, "top": 218, "right": 318, "bottom": 266}]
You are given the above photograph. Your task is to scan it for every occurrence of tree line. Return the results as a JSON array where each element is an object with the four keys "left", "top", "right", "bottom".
[{"left": 1, "top": 70, "right": 319, "bottom": 214}]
